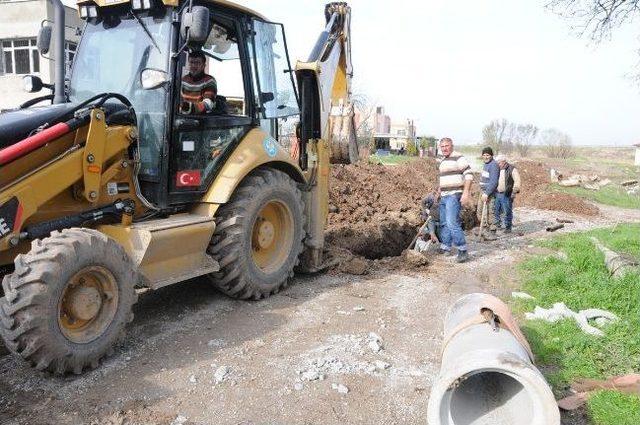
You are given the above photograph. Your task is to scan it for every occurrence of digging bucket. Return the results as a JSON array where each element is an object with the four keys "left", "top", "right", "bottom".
[{"left": 427, "top": 293, "right": 560, "bottom": 425}]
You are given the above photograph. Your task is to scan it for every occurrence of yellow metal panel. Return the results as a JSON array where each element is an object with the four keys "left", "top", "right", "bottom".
[
  {"left": 201, "top": 128, "right": 305, "bottom": 205},
  {"left": 99, "top": 214, "right": 218, "bottom": 289}
]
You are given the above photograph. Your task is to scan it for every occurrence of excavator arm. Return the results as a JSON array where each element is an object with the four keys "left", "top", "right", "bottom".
[
  {"left": 296, "top": 2, "right": 356, "bottom": 166},
  {"left": 295, "top": 2, "right": 356, "bottom": 271}
]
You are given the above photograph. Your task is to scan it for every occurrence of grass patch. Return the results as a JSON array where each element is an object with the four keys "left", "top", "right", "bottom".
[
  {"left": 554, "top": 184, "right": 640, "bottom": 209},
  {"left": 513, "top": 224, "right": 640, "bottom": 424},
  {"left": 588, "top": 391, "right": 640, "bottom": 425},
  {"left": 368, "top": 154, "right": 416, "bottom": 166}
]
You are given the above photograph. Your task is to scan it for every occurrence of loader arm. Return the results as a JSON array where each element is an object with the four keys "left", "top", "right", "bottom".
[{"left": 295, "top": 2, "right": 355, "bottom": 271}]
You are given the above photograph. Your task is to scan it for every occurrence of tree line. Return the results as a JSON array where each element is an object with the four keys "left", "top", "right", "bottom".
[{"left": 482, "top": 119, "right": 574, "bottom": 159}]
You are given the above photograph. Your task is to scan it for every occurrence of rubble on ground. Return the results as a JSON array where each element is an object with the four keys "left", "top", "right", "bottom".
[{"left": 515, "top": 161, "right": 599, "bottom": 216}]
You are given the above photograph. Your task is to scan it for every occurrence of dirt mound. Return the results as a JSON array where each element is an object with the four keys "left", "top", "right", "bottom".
[
  {"left": 326, "top": 159, "right": 477, "bottom": 260},
  {"left": 515, "top": 160, "right": 599, "bottom": 216},
  {"left": 326, "top": 160, "right": 435, "bottom": 260}
]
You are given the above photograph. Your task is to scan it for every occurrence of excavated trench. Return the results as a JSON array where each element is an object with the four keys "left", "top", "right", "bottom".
[{"left": 326, "top": 219, "right": 417, "bottom": 260}]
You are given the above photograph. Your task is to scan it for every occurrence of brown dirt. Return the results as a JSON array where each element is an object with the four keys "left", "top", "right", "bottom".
[
  {"left": 514, "top": 160, "right": 599, "bottom": 216},
  {"left": 326, "top": 160, "right": 476, "bottom": 261}
]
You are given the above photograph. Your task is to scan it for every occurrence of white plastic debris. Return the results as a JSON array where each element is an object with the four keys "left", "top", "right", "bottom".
[
  {"left": 214, "top": 366, "right": 230, "bottom": 383},
  {"left": 374, "top": 360, "right": 390, "bottom": 370},
  {"left": 170, "top": 415, "right": 188, "bottom": 425},
  {"left": 332, "top": 383, "right": 349, "bottom": 394},
  {"left": 353, "top": 306, "right": 365, "bottom": 312},
  {"left": 188, "top": 375, "right": 197, "bottom": 384},
  {"left": 511, "top": 291, "right": 535, "bottom": 300},
  {"left": 525, "top": 303, "right": 618, "bottom": 337},
  {"left": 294, "top": 382, "right": 304, "bottom": 391},
  {"left": 367, "top": 332, "right": 383, "bottom": 353}
]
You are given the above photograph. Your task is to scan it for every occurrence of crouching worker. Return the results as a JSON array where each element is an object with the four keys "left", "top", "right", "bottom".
[
  {"left": 415, "top": 193, "right": 441, "bottom": 253},
  {"left": 495, "top": 154, "right": 521, "bottom": 233}
]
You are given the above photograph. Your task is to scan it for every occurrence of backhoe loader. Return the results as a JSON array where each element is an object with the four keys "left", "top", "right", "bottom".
[{"left": 0, "top": 0, "right": 357, "bottom": 374}]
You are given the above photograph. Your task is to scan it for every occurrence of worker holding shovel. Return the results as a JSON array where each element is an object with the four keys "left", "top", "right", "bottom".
[{"left": 477, "top": 147, "right": 500, "bottom": 241}]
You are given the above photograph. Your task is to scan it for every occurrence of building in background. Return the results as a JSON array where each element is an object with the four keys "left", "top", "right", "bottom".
[
  {"left": 634, "top": 142, "right": 640, "bottom": 166},
  {"left": 389, "top": 119, "right": 416, "bottom": 151},
  {"left": 0, "top": 0, "right": 81, "bottom": 110},
  {"left": 372, "top": 106, "right": 417, "bottom": 153}
]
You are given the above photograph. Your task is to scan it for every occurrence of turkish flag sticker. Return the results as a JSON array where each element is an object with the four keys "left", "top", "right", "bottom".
[{"left": 176, "top": 170, "right": 202, "bottom": 187}]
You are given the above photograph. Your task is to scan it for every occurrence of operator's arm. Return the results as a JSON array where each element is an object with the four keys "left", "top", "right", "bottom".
[
  {"left": 512, "top": 167, "right": 522, "bottom": 196},
  {"left": 192, "top": 77, "right": 217, "bottom": 114},
  {"left": 459, "top": 156, "right": 473, "bottom": 206}
]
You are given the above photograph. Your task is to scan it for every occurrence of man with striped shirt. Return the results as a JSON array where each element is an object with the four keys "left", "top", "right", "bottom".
[
  {"left": 180, "top": 51, "right": 217, "bottom": 115},
  {"left": 437, "top": 137, "right": 473, "bottom": 262}
]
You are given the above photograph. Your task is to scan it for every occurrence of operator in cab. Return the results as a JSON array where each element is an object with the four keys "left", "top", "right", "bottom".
[{"left": 180, "top": 50, "right": 217, "bottom": 115}]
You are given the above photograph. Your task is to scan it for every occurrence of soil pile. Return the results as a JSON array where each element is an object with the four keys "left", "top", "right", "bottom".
[
  {"left": 326, "top": 160, "right": 436, "bottom": 260},
  {"left": 515, "top": 160, "right": 599, "bottom": 216},
  {"left": 325, "top": 159, "right": 476, "bottom": 260}
]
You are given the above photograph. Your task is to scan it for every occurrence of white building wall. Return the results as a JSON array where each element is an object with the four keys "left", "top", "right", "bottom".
[
  {"left": 0, "top": 0, "right": 80, "bottom": 110},
  {"left": 635, "top": 147, "right": 640, "bottom": 166}
]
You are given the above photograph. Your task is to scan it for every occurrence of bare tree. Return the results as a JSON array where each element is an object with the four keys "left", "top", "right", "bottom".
[
  {"left": 352, "top": 92, "right": 377, "bottom": 148},
  {"left": 482, "top": 119, "right": 511, "bottom": 153},
  {"left": 514, "top": 124, "right": 539, "bottom": 157},
  {"left": 548, "top": 0, "right": 640, "bottom": 79},
  {"left": 542, "top": 128, "right": 575, "bottom": 158}
]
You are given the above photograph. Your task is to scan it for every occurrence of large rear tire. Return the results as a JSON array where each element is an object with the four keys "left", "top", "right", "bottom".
[
  {"left": 0, "top": 228, "right": 137, "bottom": 374},
  {"left": 208, "top": 168, "right": 305, "bottom": 300}
]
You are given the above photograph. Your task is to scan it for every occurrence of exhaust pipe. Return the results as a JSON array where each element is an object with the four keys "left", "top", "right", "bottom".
[
  {"left": 50, "top": 0, "right": 66, "bottom": 104},
  {"left": 427, "top": 293, "right": 560, "bottom": 425}
]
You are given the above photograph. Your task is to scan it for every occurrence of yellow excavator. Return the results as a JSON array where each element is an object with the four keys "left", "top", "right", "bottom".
[{"left": 0, "top": 0, "right": 356, "bottom": 374}]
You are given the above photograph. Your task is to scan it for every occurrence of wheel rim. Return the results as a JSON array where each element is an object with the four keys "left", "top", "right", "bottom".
[
  {"left": 58, "top": 266, "right": 119, "bottom": 344},
  {"left": 251, "top": 200, "right": 294, "bottom": 274}
]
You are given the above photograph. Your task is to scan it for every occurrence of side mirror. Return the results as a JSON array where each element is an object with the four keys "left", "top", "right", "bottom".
[
  {"left": 181, "top": 6, "right": 210, "bottom": 44},
  {"left": 37, "top": 25, "right": 52, "bottom": 55},
  {"left": 141, "top": 68, "right": 169, "bottom": 90},
  {"left": 23, "top": 75, "right": 44, "bottom": 93}
]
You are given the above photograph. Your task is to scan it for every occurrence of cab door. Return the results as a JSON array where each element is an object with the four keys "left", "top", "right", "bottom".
[
  {"left": 248, "top": 19, "right": 300, "bottom": 146},
  {"left": 168, "top": 13, "right": 253, "bottom": 205}
]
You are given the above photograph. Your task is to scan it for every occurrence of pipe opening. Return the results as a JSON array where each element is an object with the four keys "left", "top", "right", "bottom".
[{"left": 446, "top": 371, "right": 533, "bottom": 425}]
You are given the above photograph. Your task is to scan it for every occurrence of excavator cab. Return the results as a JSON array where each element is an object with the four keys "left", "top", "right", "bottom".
[
  {"left": 0, "top": 0, "right": 355, "bottom": 375},
  {"left": 68, "top": 2, "right": 300, "bottom": 207}
]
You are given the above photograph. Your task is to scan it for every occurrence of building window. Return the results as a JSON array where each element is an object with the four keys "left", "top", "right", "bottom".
[
  {"left": 65, "top": 41, "right": 77, "bottom": 73},
  {"left": 1, "top": 38, "right": 39, "bottom": 75}
]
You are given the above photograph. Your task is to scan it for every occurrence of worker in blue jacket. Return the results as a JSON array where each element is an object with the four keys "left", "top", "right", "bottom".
[{"left": 477, "top": 146, "right": 500, "bottom": 240}]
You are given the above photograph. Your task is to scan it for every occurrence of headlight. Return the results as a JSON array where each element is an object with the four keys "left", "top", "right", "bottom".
[
  {"left": 79, "top": 5, "right": 98, "bottom": 19},
  {"left": 132, "top": 0, "right": 152, "bottom": 10}
]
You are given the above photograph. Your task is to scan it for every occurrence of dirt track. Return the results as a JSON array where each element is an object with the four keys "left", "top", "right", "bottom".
[{"left": 1, "top": 203, "right": 637, "bottom": 425}]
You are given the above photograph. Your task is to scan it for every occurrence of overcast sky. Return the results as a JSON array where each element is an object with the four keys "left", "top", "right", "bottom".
[{"left": 64, "top": 0, "right": 640, "bottom": 146}]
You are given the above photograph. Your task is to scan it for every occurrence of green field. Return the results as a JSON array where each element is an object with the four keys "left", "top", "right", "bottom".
[
  {"left": 513, "top": 224, "right": 640, "bottom": 425},
  {"left": 368, "top": 154, "right": 416, "bottom": 166}
]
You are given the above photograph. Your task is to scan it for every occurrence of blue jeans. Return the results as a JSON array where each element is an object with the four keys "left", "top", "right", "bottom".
[
  {"left": 495, "top": 193, "right": 513, "bottom": 230},
  {"left": 439, "top": 193, "right": 467, "bottom": 252}
]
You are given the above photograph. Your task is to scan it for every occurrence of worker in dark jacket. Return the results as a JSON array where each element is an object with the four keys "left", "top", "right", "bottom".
[
  {"left": 495, "top": 154, "right": 521, "bottom": 233},
  {"left": 477, "top": 146, "right": 500, "bottom": 240}
]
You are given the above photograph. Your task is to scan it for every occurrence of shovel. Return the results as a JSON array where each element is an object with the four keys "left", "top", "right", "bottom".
[{"left": 476, "top": 199, "right": 487, "bottom": 241}]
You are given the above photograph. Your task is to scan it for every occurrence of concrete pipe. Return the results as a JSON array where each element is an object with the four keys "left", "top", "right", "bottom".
[{"left": 427, "top": 293, "right": 560, "bottom": 425}]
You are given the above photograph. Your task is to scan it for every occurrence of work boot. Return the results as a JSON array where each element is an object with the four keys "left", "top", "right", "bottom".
[
  {"left": 456, "top": 250, "right": 469, "bottom": 263},
  {"left": 438, "top": 248, "right": 453, "bottom": 256}
]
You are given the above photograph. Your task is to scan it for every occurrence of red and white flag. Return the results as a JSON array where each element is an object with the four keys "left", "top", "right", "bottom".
[{"left": 176, "top": 170, "right": 201, "bottom": 187}]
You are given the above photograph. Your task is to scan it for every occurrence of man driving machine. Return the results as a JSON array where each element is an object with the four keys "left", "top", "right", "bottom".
[{"left": 181, "top": 50, "right": 217, "bottom": 114}]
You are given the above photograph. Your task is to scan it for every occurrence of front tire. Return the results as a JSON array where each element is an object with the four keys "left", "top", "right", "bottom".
[
  {"left": 0, "top": 228, "right": 137, "bottom": 374},
  {"left": 208, "top": 168, "right": 305, "bottom": 300}
]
